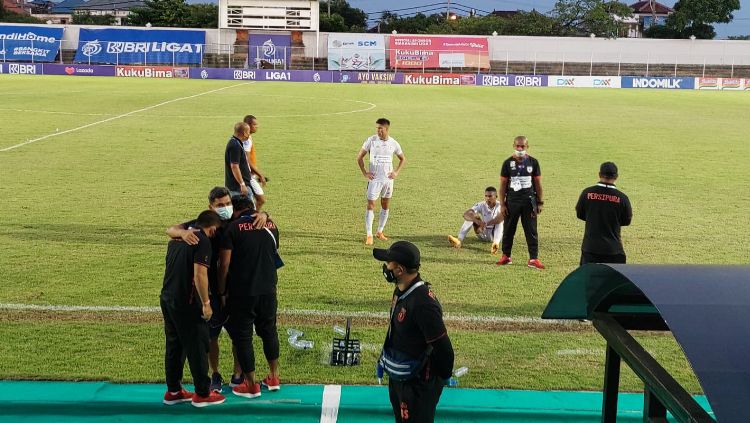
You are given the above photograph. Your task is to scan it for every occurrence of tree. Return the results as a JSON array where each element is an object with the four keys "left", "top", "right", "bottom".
[
  {"left": 320, "top": 13, "right": 348, "bottom": 32},
  {"left": 646, "top": 0, "right": 740, "bottom": 39},
  {"left": 505, "top": 11, "right": 560, "bottom": 36},
  {"left": 72, "top": 13, "right": 116, "bottom": 26},
  {"left": 125, "top": 0, "right": 189, "bottom": 27},
  {"left": 728, "top": 35, "right": 750, "bottom": 40},
  {"left": 186, "top": 3, "right": 218, "bottom": 28},
  {"left": 320, "top": 0, "right": 366, "bottom": 32},
  {"left": 0, "top": 2, "right": 44, "bottom": 23},
  {"left": 551, "top": 0, "right": 632, "bottom": 37}
]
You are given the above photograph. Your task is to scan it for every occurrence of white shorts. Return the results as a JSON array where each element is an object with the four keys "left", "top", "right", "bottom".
[
  {"left": 249, "top": 176, "right": 264, "bottom": 196},
  {"left": 366, "top": 180, "right": 393, "bottom": 201}
]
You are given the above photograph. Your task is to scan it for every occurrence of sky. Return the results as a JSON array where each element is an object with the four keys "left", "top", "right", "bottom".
[{"left": 347, "top": 0, "right": 750, "bottom": 38}]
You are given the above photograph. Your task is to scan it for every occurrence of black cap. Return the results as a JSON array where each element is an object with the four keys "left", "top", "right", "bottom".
[
  {"left": 599, "top": 162, "right": 618, "bottom": 178},
  {"left": 373, "top": 241, "right": 420, "bottom": 269}
]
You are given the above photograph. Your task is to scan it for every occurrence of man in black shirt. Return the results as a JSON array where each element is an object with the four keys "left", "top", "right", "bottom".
[
  {"left": 496, "top": 136, "right": 546, "bottom": 269},
  {"left": 160, "top": 210, "right": 225, "bottom": 407},
  {"left": 165, "top": 187, "right": 269, "bottom": 392},
  {"left": 225, "top": 122, "right": 253, "bottom": 199},
  {"left": 576, "top": 162, "right": 633, "bottom": 265},
  {"left": 219, "top": 195, "right": 281, "bottom": 399},
  {"left": 373, "top": 241, "right": 454, "bottom": 423}
]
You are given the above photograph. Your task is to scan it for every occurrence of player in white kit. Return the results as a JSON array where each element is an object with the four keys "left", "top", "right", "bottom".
[
  {"left": 356, "top": 118, "right": 406, "bottom": 245},
  {"left": 448, "top": 187, "right": 504, "bottom": 254}
]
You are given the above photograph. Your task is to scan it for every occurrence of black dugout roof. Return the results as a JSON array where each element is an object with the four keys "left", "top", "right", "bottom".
[{"left": 542, "top": 264, "right": 750, "bottom": 423}]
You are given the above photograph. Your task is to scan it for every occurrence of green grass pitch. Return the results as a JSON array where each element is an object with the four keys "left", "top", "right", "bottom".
[{"left": 0, "top": 75, "right": 748, "bottom": 392}]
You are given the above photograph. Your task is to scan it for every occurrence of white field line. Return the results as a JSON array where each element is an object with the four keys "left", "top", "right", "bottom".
[
  {"left": 0, "top": 302, "right": 579, "bottom": 326},
  {"left": 0, "top": 82, "right": 250, "bottom": 152},
  {"left": 0, "top": 98, "right": 377, "bottom": 120},
  {"left": 320, "top": 385, "right": 342, "bottom": 423}
]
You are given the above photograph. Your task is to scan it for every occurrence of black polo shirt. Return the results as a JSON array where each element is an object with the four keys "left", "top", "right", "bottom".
[
  {"left": 224, "top": 136, "right": 252, "bottom": 193},
  {"left": 386, "top": 276, "right": 448, "bottom": 361},
  {"left": 500, "top": 156, "right": 541, "bottom": 203},
  {"left": 221, "top": 210, "right": 279, "bottom": 298},
  {"left": 177, "top": 220, "right": 227, "bottom": 295},
  {"left": 576, "top": 183, "right": 633, "bottom": 255},
  {"left": 161, "top": 230, "right": 212, "bottom": 310}
]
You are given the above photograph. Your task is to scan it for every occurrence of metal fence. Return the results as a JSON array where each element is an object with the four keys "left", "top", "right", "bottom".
[{"left": 3, "top": 40, "right": 750, "bottom": 78}]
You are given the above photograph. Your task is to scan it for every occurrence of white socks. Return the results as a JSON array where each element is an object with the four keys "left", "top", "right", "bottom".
[
  {"left": 377, "top": 209, "right": 389, "bottom": 233},
  {"left": 365, "top": 210, "right": 374, "bottom": 236},
  {"left": 458, "top": 221, "right": 473, "bottom": 241}
]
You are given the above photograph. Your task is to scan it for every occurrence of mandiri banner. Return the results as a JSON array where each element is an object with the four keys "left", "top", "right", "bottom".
[
  {"left": 74, "top": 28, "right": 205, "bottom": 65},
  {"left": 0, "top": 25, "right": 64, "bottom": 62},
  {"left": 328, "top": 33, "right": 386, "bottom": 71},
  {"left": 389, "top": 35, "right": 489, "bottom": 69},
  {"left": 249, "top": 34, "right": 291, "bottom": 69}
]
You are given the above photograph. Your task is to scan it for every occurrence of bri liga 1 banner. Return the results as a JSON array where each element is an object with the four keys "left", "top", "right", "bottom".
[
  {"left": 0, "top": 25, "right": 64, "bottom": 62},
  {"left": 389, "top": 35, "right": 489, "bottom": 69},
  {"left": 74, "top": 28, "right": 206, "bottom": 65},
  {"left": 248, "top": 34, "right": 291, "bottom": 69}
]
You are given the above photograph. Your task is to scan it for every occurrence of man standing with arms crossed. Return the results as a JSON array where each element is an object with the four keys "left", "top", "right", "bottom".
[
  {"left": 356, "top": 118, "right": 406, "bottom": 245},
  {"left": 576, "top": 162, "right": 633, "bottom": 265},
  {"left": 496, "top": 136, "right": 545, "bottom": 269}
]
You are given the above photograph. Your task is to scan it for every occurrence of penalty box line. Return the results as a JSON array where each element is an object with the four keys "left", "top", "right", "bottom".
[
  {"left": 0, "top": 82, "right": 252, "bottom": 153},
  {"left": 0, "top": 302, "right": 575, "bottom": 326}
]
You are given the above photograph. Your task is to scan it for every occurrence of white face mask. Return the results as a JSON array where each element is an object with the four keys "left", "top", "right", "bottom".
[
  {"left": 215, "top": 205, "right": 233, "bottom": 221},
  {"left": 514, "top": 149, "right": 527, "bottom": 158}
]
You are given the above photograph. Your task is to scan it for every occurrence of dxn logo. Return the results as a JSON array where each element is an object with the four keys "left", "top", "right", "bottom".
[
  {"left": 593, "top": 79, "right": 612, "bottom": 87},
  {"left": 233, "top": 70, "right": 256, "bottom": 80},
  {"left": 556, "top": 78, "right": 575, "bottom": 86},
  {"left": 9, "top": 64, "right": 36, "bottom": 74}
]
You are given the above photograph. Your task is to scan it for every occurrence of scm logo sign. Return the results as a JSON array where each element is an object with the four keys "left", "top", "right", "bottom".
[{"left": 358, "top": 41, "right": 377, "bottom": 47}]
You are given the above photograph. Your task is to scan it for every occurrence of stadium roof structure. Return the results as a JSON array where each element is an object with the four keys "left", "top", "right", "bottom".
[
  {"left": 49, "top": 0, "right": 87, "bottom": 14},
  {"left": 73, "top": 0, "right": 144, "bottom": 11},
  {"left": 543, "top": 264, "right": 750, "bottom": 423}
]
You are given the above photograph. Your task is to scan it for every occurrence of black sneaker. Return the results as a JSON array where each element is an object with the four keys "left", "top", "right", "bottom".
[
  {"left": 210, "top": 372, "right": 223, "bottom": 393},
  {"left": 229, "top": 373, "right": 245, "bottom": 388}
]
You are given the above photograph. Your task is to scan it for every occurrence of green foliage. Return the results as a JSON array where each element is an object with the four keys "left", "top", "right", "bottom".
[
  {"left": 0, "top": 3, "right": 44, "bottom": 23},
  {"left": 379, "top": 12, "right": 445, "bottom": 34},
  {"left": 552, "top": 0, "right": 633, "bottom": 37},
  {"left": 320, "top": 13, "right": 348, "bottom": 32},
  {"left": 320, "top": 0, "right": 367, "bottom": 32},
  {"left": 186, "top": 3, "right": 218, "bottom": 28},
  {"left": 645, "top": 0, "right": 740, "bottom": 39},
  {"left": 727, "top": 35, "right": 750, "bottom": 40},
  {"left": 124, "top": 0, "right": 189, "bottom": 27},
  {"left": 72, "top": 13, "right": 116, "bottom": 26}
]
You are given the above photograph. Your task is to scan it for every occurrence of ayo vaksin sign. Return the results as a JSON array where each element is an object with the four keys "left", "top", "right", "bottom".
[
  {"left": 622, "top": 77, "right": 695, "bottom": 90},
  {"left": 75, "top": 28, "right": 205, "bottom": 65}
]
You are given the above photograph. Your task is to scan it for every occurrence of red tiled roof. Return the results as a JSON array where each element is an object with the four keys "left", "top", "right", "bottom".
[{"left": 630, "top": 1, "right": 673, "bottom": 15}]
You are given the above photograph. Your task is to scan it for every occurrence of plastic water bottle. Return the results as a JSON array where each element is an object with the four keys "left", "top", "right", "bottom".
[
  {"left": 333, "top": 325, "right": 346, "bottom": 336},
  {"left": 287, "top": 328, "right": 304, "bottom": 338},
  {"left": 454, "top": 367, "right": 469, "bottom": 378},
  {"left": 376, "top": 362, "right": 384, "bottom": 385},
  {"left": 288, "top": 336, "right": 314, "bottom": 350}
]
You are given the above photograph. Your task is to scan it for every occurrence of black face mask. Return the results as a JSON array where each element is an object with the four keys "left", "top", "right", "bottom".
[{"left": 382, "top": 264, "right": 397, "bottom": 283}]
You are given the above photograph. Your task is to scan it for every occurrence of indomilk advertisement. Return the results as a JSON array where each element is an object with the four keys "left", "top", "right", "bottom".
[
  {"left": 327, "top": 33, "right": 386, "bottom": 71},
  {"left": 0, "top": 24, "right": 64, "bottom": 62},
  {"left": 389, "top": 35, "right": 489, "bottom": 69},
  {"left": 74, "top": 28, "right": 206, "bottom": 65}
]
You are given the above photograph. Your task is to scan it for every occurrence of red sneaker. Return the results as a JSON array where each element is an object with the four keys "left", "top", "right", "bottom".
[
  {"left": 233, "top": 381, "right": 261, "bottom": 399},
  {"left": 191, "top": 390, "right": 225, "bottom": 408},
  {"left": 527, "top": 259, "right": 545, "bottom": 270},
  {"left": 496, "top": 255, "right": 512, "bottom": 266},
  {"left": 261, "top": 375, "right": 281, "bottom": 391},
  {"left": 163, "top": 388, "right": 193, "bottom": 405}
]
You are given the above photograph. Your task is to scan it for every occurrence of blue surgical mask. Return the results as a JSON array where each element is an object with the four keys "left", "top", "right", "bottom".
[
  {"left": 215, "top": 205, "right": 233, "bottom": 221},
  {"left": 514, "top": 150, "right": 527, "bottom": 158}
]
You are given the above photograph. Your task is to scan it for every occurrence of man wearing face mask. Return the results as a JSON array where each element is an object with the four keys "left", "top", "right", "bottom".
[
  {"left": 166, "top": 187, "right": 269, "bottom": 392},
  {"left": 160, "top": 210, "right": 225, "bottom": 407},
  {"left": 496, "top": 136, "right": 545, "bottom": 269},
  {"left": 373, "top": 241, "right": 454, "bottom": 423}
]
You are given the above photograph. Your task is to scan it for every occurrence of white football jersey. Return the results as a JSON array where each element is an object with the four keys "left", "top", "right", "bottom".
[
  {"left": 471, "top": 201, "right": 502, "bottom": 229},
  {"left": 361, "top": 135, "right": 403, "bottom": 182},
  {"left": 242, "top": 135, "right": 253, "bottom": 153}
]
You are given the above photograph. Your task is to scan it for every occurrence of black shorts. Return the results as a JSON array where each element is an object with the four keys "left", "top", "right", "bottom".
[{"left": 388, "top": 375, "right": 444, "bottom": 423}]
